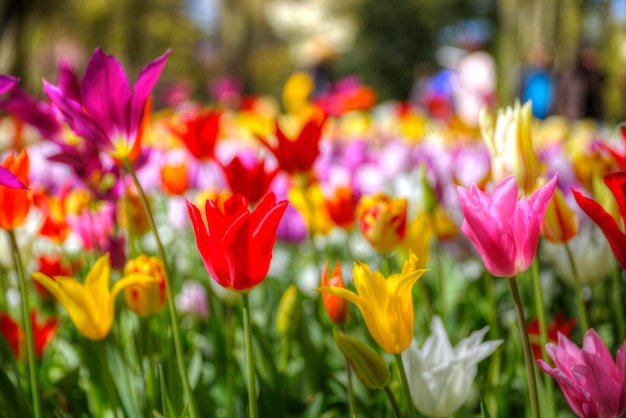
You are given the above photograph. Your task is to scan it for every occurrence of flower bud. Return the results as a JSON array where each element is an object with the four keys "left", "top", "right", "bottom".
[
  {"left": 123, "top": 255, "right": 166, "bottom": 317},
  {"left": 357, "top": 193, "right": 407, "bottom": 253},
  {"left": 333, "top": 329, "right": 390, "bottom": 389},
  {"left": 160, "top": 161, "right": 190, "bottom": 195},
  {"left": 542, "top": 187, "right": 578, "bottom": 243},
  {"left": 117, "top": 190, "right": 150, "bottom": 236},
  {"left": 325, "top": 185, "right": 357, "bottom": 230},
  {"left": 320, "top": 261, "right": 350, "bottom": 325},
  {"left": 276, "top": 285, "right": 299, "bottom": 338}
]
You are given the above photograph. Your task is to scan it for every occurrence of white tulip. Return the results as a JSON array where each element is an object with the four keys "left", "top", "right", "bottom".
[{"left": 402, "top": 316, "right": 502, "bottom": 417}]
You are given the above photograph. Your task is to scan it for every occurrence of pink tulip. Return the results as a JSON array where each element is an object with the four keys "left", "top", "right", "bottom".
[
  {"left": 457, "top": 175, "right": 557, "bottom": 277},
  {"left": 538, "top": 329, "right": 626, "bottom": 418}
]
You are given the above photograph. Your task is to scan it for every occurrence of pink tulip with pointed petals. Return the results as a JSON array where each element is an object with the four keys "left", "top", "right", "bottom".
[
  {"left": 538, "top": 329, "right": 626, "bottom": 418},
  {"left": 0, "top": 75, "right": 18, "bottom": 95},
  {"left": 43, "top": 47, "right": 170, "bottom": 162},
  {"left": 457, "top": 175, "right": 557, "bottom": 277}
]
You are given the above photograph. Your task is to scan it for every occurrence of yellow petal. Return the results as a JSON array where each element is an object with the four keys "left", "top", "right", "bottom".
[
  {"left": 352, "top": 262, "right": 389, "bottom": 311},
  {"left": 32, "top": 272, "right": 104, "bottom": 340},
  {"left": 316, "top": 286, "right": 362, "bottom": 309},
  {"left": 84, "top": 253, "right": 112, "bottom": 314}
]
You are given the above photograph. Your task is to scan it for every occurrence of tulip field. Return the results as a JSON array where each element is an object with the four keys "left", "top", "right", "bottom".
[{"left": 1, "top": 48, "right": 626, "bottom": 418}]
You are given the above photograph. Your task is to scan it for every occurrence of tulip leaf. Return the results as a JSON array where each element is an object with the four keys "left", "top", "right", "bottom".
[
  {"left": 159, "top": 363, "right": 178, "bottom": 418},
  {"left": 300, "top": 392, "right": 324, "bottom": 418},
  {"left": 0, "top": 335, "right": 30, "bottom": 418},
  {"left": 106, "top": 342, "right": 142, "bottom": 418},
  {"left": 187, "top": 347, "right": 202, "bottom": 390}
]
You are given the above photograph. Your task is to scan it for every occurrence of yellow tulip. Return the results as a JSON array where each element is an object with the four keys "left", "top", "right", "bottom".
[
  {"left": 541, "top": 187, "right": 579, "bottom": 243},
  {"left": 357, "top": 194, "right": 408, "bottom": 253},
  {"left": 288, "top": 183, "right": 334, "bottom": 236},
  {"left": 32, "top": 253, "right": 157, "bottom": 340},
  {"left": 318, "top": 253, "right": 427, "bottom": 354},
  {"left": 480, "top": 101, "right": 542, "bottom": 193},
  {"left": 399, "top": 213, "right": 434, "bottom": 268}
]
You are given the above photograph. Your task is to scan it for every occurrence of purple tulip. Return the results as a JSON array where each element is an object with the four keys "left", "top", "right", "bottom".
[
  {"left": 538, "top": 329, "right": 626, "bottom": 418},
  {"left": 43, "top": 47, "right": 170, "bottom": 161},
  {"left": 0, "top": 75, "right": 18, "bottom": 95}
]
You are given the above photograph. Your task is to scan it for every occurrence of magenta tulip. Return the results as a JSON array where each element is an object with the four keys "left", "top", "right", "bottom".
[
  {"left": 457, "top": 175, "right": 557, "bottom": 277},
  {"left": 0, "top": 75, "right": 18, "bottom": 95},
  {"left": 43, "top": 47, "right": 170, "bottom": 162},
  {"left": 538, "top": 329, "right": 626, "bottom": 418}
]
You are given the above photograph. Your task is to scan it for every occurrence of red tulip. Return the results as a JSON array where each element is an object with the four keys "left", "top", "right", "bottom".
[
  {"left": 0, "top": 311, "right": 58, "bottom": 359},
  {"left": 320, "top": 261, "right": 350, "bottom": 325},
  {"left": 186, "top": 192, "right": 288, "bottom": 292},
  {"left": 171, "top": 110, "right": 221, "bottom": 160},
  {"left": 573, "top": 172, "right": 626, "bottom": 270},
  {"left": 0, "top": 150, "right": 31, "bottom": 230},
  {"left": 220, "top": 155, "right": 278, "bottom": 204},
  {"left": 259, "top": 114, "right": 325, "bottom": 174}
]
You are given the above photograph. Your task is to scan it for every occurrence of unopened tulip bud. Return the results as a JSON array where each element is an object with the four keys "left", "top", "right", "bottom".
[
  {"left": 420, "top": 164, "right": 437, "bottom": 215},
  {"left": 321, "top": 261, "right": 350, "bottom": 325},
  {"left": 542, "top": 187, "right": 578, "bottom": 243},
  {"left": 276, "top": 285, "right": 299, "bottom": 338},
  {"left": 333, "top": 329, "right": 390, "bottom": 389},
  {"left": 357, "top": 194, "right": 407, "bottom": 253},
  {"left": 123, "top": 255, "right": 166, "bottom": 317}
]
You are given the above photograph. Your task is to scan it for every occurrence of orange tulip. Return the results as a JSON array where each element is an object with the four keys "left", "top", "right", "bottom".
[
  {"left": 321, "top": 261, "right": 350, "bottom": 325},
  {"left": 325, "top": 185, "right": 357, "bottom": 230},
  {"left": 161, "top": 161, "right": 190, "bottom": 195},
  {"left": 123, "top": 255, "right": 166, "bottom": 317},
  {"left": 357, "top": 193, "right": 407, "bottom": 253},
  {"left": 0, "top": 150, "right": 31, "bottom": 230}
]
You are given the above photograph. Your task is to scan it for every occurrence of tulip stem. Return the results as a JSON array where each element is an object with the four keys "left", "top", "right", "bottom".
[
  {"left": 97, "top": 341, "right": 120, "bottom": 418},
  {"left": 225, "top": 305, "right": 236, "bottom": 418},
  {"left": 434, "top": 236, "right": 446, "bottom": 327},
  {"left": 241, "top": 293, "right": 259, "bottom": 418},
  {"left": 564, "top": 243, "right": 589, "bottom": 333},
  {"left": 613, "top": 266, "right": 626, "bottom": 343},
  {"left": 530, "top": 258, "right": 555, "bottom": 417},
  {"left": 383, "top": 385, "right": 402, "bottom": 418},
  {"left": 341, "top": 326, "right": 355, "bottom": 418},
  {"left": 508, "top": 276, "right": 540, "bottom": 418},
  {"left": 122, "top": 158, "right": 198, "bottom": 418},
  {"left": 8, "top": 229, "right": 41, "bottom": 418},
  {"left": 394, "top": 353, "right": 416, "bottom": 418}
]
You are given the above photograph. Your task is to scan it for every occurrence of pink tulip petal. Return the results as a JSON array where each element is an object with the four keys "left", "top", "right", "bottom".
[
  {"left": 81, "top": 48, "right": 132, "bottom": 138},
  {"left": 129, "top": 49, "right": 171, "bottom": 137}
]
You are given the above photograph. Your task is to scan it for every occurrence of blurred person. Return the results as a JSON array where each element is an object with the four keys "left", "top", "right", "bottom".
[
  {"left": 518, "top": 45, "right": 555, "bottom": 119},
  {"left": 553, "top": 45, "right": 605, "bottom": 121},
  {"left": 453, "top": 42, "right": 497, "bottom": 129}
]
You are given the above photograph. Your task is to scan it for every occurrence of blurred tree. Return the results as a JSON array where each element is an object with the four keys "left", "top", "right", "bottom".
[{"left": 335, "top": 0, "right": 494, "bottom": 101}]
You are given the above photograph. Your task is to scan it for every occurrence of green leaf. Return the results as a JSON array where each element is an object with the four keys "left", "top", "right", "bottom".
[
  {"left": 159, "top": 363, "right": 177, "bottom": 418},
  {"left": 106, "top": 342, "right": 142, "bottom": 418},
  {"left": 0, "top": 334, "right": 30, "bottom": 418}
]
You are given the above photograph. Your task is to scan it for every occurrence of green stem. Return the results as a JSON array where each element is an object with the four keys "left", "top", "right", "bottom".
[
  {"left": 241, "top": 293, "right": 258, "bottom": 418},
  {"left": 564, "top": 243, "right": 589, "bottom": 333},
  {"left": 394, "top": 353, "right": 416, "bottom": 418},
  {"left": 225, "top": 306, "right": 235, "bottom": 418},
  {"left": 508, "top": 276, "right": 540, "bottom": 418},
  {"left": 8, "top": 229, "right": 41, "bottom": 418},
  {"left": 530, "top": 258, "right": 555, "bottom": 417},
  {"left": 122, "top": 158, "right": 198, "bottom": 418},
  {"left": 97, "top": 341, "right": 120, "bottom": 418},
  {"left": 383, "top": 385, "right": 402, "bottom": 418},
  {"left": 341, "top": 326, "right": 355, "bottom": 418},
  {"left": 141, "top": 317, "right": 157, "bottom": 415},
  {"left": 279, "top": 338, "right": 290, "bottom": 373},
  {"left": 381, "top": 252, "right": 391, "bottom": 277},
  {"left": 433, "top": 225, "right": 446, "bottom": 326},
  {"left": 613, "top": 266, "right": 626, "bottom": 343}
]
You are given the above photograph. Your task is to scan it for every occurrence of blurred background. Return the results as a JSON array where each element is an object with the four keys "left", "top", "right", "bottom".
[{"left": 2, "top": 0, "right": 626, "bottom": 122}]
